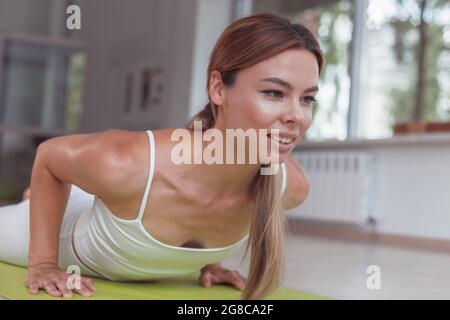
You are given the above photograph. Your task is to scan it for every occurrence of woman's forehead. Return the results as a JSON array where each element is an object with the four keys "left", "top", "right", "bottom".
[{"left": 238, "top": 49, "right": 319, "bottom": 88}]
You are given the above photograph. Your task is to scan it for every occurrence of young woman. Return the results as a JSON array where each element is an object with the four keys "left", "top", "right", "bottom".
[{"left": 0, "top": 13, "right": 323, "bottom": 300}]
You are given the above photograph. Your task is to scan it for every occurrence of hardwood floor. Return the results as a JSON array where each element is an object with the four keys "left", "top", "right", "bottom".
[
  {"left": 222, "top": 232, "right": 450, "bottom": 299},
  {"left": 4, "top": 231, "right": 450, "bottom": 299}
]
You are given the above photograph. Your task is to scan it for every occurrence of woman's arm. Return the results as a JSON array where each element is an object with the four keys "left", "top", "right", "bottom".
[
  {"left": 198, "top": 157, "right": 308, "bottom": 291},
  {"left": 27, "top": 129, "right": 132, "bottom": 298},
  {"left": 281, "top": 155, "right": 310, "bottom": 210}
]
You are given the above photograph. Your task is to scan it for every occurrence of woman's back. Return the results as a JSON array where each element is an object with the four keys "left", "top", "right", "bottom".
[
  {"left": 98, "top": 128, "right": 259, "bottom": 249},
  {"left": 71, "top": 129, "right": 261, "bottom": 280},
  {"left": 0, "top": 128, "right": 286, "bottom": 281}
]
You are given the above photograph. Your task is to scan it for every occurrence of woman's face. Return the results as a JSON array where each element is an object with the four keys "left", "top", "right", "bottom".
[{"left": 212, "top": 48, "right": 319, "bottom": 164}]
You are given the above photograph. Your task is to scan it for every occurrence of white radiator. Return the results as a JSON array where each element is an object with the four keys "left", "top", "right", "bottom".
[{"left": 287, "top": 151, "right": 375, "bottom": 225}]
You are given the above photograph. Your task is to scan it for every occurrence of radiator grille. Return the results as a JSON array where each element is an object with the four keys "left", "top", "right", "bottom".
[{"left": 288, "top": 151, "right": 375, "bottom": 225}]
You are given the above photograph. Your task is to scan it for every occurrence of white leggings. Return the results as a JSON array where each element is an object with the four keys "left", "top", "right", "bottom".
[{"left": 0, "top": 185, "right": 95, "bottom": 271}]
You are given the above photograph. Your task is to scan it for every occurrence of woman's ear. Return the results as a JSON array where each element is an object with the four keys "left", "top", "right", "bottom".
[{"left": 208, "top": 70, "right": 225, "bottom": 108}]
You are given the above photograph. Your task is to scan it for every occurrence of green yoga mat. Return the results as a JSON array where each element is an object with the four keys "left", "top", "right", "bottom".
[{"left": 0, "top": 261, "right": 329, "bottom": 300}]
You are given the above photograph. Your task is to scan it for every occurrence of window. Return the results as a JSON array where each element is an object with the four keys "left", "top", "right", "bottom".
[
  {"left": 252, "top": 0, "right": 354, "bottom": 141},
  {"left": 361, "top": 0, "right": 450, "bottom": 138},
  {"left": 247, "top": 0, "right": 450, "bottom": 140},
  {"left": 0, "top": 38, "right": 85, "bottom": 131},
  {"left": 0, "top": 0, "right": 86, "bottom": 203}
]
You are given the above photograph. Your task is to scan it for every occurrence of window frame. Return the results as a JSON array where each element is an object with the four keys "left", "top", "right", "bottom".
[
  {"left": 232, "top": 0, "right": 448, "bottom": 141},
  {"left": 0, "top": 32, "right": 84, "bottom": 137}
]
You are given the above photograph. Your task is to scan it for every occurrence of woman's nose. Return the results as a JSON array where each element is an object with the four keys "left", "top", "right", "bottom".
[{"left": 282, "top": 100, "right": 305, "bottom": 124}]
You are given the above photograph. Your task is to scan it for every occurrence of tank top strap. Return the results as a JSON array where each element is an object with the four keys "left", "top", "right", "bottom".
[
  {"left": 281, "top": 162, "right": 287, "bottom": 195},
  {"left": 137, "top": 130, "right": 156, "bottom": 221}
]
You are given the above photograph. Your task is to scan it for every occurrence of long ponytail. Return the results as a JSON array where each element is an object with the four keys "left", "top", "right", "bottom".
[{"left": 185, "top": 13, "right": 324, "bottom": 300}]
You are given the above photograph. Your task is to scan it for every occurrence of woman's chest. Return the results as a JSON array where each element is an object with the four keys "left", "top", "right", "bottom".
[
  {"left": 100, "top": 177, "right": 253, "bottom": 249},
  {"left": 144, "top": 194, "right": 252, "bottom": 248}
]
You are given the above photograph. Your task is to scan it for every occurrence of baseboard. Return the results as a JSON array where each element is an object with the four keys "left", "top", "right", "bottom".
[{"left": 287, "top": 217, "right": 450, "bottom": 254}]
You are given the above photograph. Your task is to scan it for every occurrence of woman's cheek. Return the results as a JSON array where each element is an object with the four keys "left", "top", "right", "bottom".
[
  {"left": 299, "top": 112, "right": 313, "bottom": 138},
  {"left": 237, "top": 99, "right": 274, "bottom": 128},
  {"left": 305, "top": 110, "right": 314, "bottom": 127},
  {"left": 250, "top": 99, "right": 281, "bottom": 121}
]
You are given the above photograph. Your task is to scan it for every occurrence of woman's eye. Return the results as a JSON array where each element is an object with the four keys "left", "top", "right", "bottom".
[
  {"left": 261, "top": 90, "right": 284, "bottom": 99},
  {"left": 301, "top": 96, "right": 317, "bottom": 107}
]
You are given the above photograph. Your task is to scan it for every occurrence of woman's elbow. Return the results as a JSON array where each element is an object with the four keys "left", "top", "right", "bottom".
[
  {"left": 284, "top": 174, "right": 310, "bottom": 210},
  {"left": 293, "top": 175, "right": 310, "bottom": 207}
]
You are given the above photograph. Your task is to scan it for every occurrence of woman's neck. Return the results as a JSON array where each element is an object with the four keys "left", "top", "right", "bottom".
[
  {"left": 194, "top": 162, "right": 261, "bottom": 199},
  {"left": 184, "top": 127, "right": 262, "bottom": 200}
]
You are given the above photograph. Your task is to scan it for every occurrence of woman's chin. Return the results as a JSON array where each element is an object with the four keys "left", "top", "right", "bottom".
[{"left": 258, "top": 153, "right": 289, "bottom": 166}]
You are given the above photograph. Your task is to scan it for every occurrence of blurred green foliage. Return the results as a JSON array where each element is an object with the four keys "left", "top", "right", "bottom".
[{"left": 389, "top": 0, "right": 450, "bottom": 124}]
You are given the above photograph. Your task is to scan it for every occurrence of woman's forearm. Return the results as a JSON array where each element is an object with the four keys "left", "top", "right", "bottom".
[{"left": 28, "top": 146, "right": 71, "bottom": 267}]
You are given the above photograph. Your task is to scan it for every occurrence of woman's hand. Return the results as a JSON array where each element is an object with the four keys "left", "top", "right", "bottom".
[
  {"left": 26, "top": 262, "right": 96, "bottom": 298},
  {"left": 198, "top": 263, "right": 246, "bottom": 291}
]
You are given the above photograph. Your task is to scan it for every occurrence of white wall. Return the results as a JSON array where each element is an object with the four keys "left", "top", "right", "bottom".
[
  {"left": 0, "top": 0, "right": 52, "bottom": 36},
  {"left": 0, "top": 0, "right": 70, "bottom": 186},
  {"left": 288, "top": 136, "right": 450, "bottom": 241},
  {"left": 373, "top": 144, "right": 450, "bottom": 240},
  {"left": 82, "top": 0, "right": 189, "bottom": 132},
  {"left": 81, "top": 0, "right": 235, "bottom": 133},
  {"left": 188, "top": 0, "right": 233, "bottom": 120}
]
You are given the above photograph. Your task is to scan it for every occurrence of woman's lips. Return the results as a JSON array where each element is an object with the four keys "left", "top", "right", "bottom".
[{"left": 267, "top": 133, "right": 296, "bottom": 152}]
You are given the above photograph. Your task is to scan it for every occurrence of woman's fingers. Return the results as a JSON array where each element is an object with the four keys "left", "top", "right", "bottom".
[
  {"left": 224, "top": 270, "right": 246, "bottom": 290},
  {"left": 199, "top": 271, "right": 212, "bottom": 287},
  {"left": 82, "top": 277, "right": 96, "bottom": 292},
  {"left": 199, "top": 268, "right": 246, "bottom": 291},
  {"left": 43, "top": 281, "right": 62, "bottom": 297},
  {"left": 25, "top": 279, "right": 39, "bottom": 295},
  {"left": 73, "top": 281, "right": 93, "bottom": 297},
  {"left": 26, "top": 274, "right": 95, "bottom": 298},
  {"left": 199, "top": 270, "right": 221, "bottom": 287},
  {"left": 54, "top": 278, "right": 73, "bottom": 298},
  {"left": 238, "top": 273, "right": 247, "bottom": 286},
  {"left": 26, "top": 263, "right": 97, "bottom": 298},
  {"left": 54, "top": 276, "right": 95, "bottom": 298},
  {"left": 61, "top": 274, "right": 94, "bottom": 297}
]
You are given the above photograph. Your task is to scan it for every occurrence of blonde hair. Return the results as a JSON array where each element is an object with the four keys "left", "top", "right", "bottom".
[{"left": 186, "top": 14, "right": 324, "bottom": 300}]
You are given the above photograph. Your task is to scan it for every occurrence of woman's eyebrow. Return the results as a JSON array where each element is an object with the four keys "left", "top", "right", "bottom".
[
  {"left": 259, "top": 77, "right": 319, "bottom": 93},
  {"left": 304, "top": 85, "right": 319, "bottom": 94}
]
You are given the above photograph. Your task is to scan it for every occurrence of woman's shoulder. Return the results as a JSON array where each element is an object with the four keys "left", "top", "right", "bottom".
[
  {"left": 113, "top": 127, "right": 191, "bottom": 172},
  {"left": 100, "top": 128, "right": 176, "bottom": 151},
  {"left": 89, "top": 129, "right": 148, "bottom": 198},
  {"left": 104, "top": 128, "right": 177, "bottom": 197}
]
